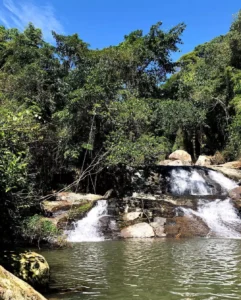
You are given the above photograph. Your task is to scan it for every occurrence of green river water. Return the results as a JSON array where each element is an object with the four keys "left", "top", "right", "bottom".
[{"left": 40, "top": 238, "right": 241, "bottom": 300}]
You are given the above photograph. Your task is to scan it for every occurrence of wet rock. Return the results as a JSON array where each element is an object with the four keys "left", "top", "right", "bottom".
[
  {"left": 165, "top": 216, "right": 209, "bottom": 238},
  {"left": 150, "top": 222, "right": 166, "bottom": 237},
  {"left": 196, "top": 155, "right": 212, "bottom": 166},
  {"left": 0, "top": 251, "right": 49, "bottom": 290},
  {"left": 169, "top": 150, "right": 192, "bottom": 165},
  {"left": 120, "top": 223, "right": 155, "bottom": 238},
  {"left": 229, "top": 187, "right": 241, "bottom": 210},
  {"left": 98, "top": 216, "right": 120, "bottom": 239},
  {"left": 0, "top": 266, "right": 47, "bottom": 300},
  {"left": 229, "top": 186, "right": 241, "bottom": 201}
]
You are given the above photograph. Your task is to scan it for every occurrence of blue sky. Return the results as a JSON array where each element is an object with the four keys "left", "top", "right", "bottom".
[{"left": 0, "top": 0, "right": 241, "bottom": 60}]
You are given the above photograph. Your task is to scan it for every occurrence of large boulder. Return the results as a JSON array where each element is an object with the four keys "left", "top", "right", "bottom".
[
  {"left": 169, "top": 150, "right": 192, "bottom": 165},
  {"left": 0, "top": 252, "right": 49, "bottom": 290},
  {"left": 165, "top": 216, "right": 209, "bottom": 238},
  {"left": 120, "top": 223, "right": 155, "bottom": 238},
  {"left": 195, "top": 155, "right": 212, "bottom": 166},
  {"left": 0, "top": 266, "right": 47, "bottom": 300}
]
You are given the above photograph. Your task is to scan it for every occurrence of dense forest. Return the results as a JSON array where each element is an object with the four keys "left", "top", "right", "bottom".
[{"left": 1, "top": 11, "right": 241, "bottom": 244}]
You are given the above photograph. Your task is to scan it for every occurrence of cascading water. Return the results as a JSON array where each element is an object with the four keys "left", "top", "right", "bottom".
[
  {"left": 182, "top": 199, "right": 241, "bottom": 238},
  {"left": 170, "top": 169, "right": 211, "bottom": 195},
  {"left": 67, "top": 200, "right": 108, "bottom": 242},
  {"left": 169, "top": 168, "right": 237, "bottom": 195},
  {"left": 170, "top": 167, "right": 240, "bottom": 238}
]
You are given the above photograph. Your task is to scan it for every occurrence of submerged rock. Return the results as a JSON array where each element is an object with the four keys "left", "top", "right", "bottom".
[
  {"left": 0, "top": 266, "right": 47, "bottom": 300},
  {"left": 0, "top": 251, "right": 49, "bottom": 290},
  {"left": 120, "top": 223, "right": 155, "bottom": 238}
]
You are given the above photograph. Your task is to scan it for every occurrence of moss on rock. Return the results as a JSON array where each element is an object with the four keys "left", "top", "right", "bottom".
[
  {"left": 0, "top": 251, "right": 49, "bottom": 290},
  {"left": 67, "top": 202, "right": 94, "bottom": 220},
  {"left": 0, "top": 265, "right": 47, "bottom": 300}
]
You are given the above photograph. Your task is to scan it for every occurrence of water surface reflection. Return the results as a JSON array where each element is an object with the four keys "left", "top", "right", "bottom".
[{"left": 41, "top": 239, "right": 241, "bottom": 300}]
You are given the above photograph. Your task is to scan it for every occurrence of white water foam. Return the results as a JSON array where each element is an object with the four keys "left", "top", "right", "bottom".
[
  {"left": 170, "top": 169, "right": 210, "bottom": 195},
  {"left": 67, "top": 200, "right": 108, "bottom": 242},
  {"left": 170, "top": 168, "right": 237, "bottom": 196},
  {"left": 182, "top": 199, "right": 241, "bottom": 238},
  {"left": 208, "top": 170, "right": 237, "bottom": 191}
]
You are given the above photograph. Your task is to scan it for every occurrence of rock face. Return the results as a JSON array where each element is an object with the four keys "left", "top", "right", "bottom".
[
  {"left": 0, "top": 266, "right": 47, "bottom": 300},
  {"left": 195, "top": 155, "right": 212, "bottom": 166},
  {"left": 120, "top": 223, "right": 155, "bottom": 238},
  {"left": 0, "top": 252, "right": 49, "bottom": 290},
  {"left": 169, "top": 150, "right": 192, "bottom": 165}
]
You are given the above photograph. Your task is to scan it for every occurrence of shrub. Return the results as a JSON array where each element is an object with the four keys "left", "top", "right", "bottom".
[{"left": 22, "top": 215, "right": 63, "bottom": 248}]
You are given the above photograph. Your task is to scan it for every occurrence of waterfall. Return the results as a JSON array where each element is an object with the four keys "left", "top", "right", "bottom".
[
  {"left": 67, "top": 200, "right": 108, "bottom": 242},
  {"left": 182, "top": 199, "right": 241, "bottom": 238},
  {"left": 170, "top": 168, "right": 237, "bottom": 196},
  {"left": 170, "top": 169, "right": 210, "bottom": 195},
  {"left": 171, "top": 167, "right": 240, "bottom": 238}
]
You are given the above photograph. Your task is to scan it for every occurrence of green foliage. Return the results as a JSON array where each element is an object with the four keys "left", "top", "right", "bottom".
[
  {"left": 22, "top": 215, "right": 61, "bottom": 247},
  {"left": 0, "top": 104, "right": 40, "bottom": 193},
  {"left": 2, "top": 11, "right": 241, "bottom": 245},
  {"left": 106, "top": 133, "right": 170, "bottom": 166}
]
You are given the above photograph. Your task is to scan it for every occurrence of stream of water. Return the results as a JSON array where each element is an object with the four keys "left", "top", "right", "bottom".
[{"left": 42, "top": 239, "right": 241, "bottom": 300}]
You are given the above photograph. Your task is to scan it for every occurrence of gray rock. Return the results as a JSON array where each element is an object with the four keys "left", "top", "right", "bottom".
[
  {"left": 123, "top": 212, "right": 142, "bottom": 221},
  {"left": 150, "top": 222, "right": 166, "bottom": 237},
  {"left": 120, "top": 223, "right": 155, "bottom": 238},
  {"left": 169, "top": 150, "right": 192, "bottom": 165},
  {"left": 153, "top": 217, "right": 166, "bottom": 226},
  {"left": 195, "top": 155, "right": 212, "bottom": 166}
]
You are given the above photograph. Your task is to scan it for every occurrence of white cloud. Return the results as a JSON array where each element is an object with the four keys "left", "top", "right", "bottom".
[{"left": 0, "top": 0, "right": 64, "bottom": 42}]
